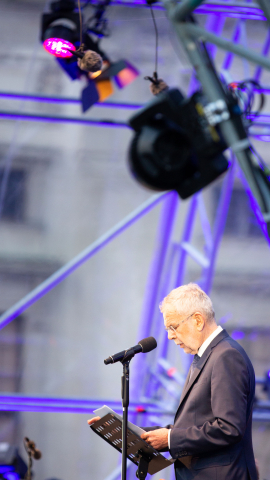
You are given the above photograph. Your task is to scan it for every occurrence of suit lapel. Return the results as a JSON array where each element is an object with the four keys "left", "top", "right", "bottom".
[{"left": 175, "top": 329, "right": 229, "bottom": 418}]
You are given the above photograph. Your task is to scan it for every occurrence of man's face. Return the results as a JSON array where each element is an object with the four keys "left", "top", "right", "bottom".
[{"left": 163, "top": 308, "right": 202, "bottom": 354}]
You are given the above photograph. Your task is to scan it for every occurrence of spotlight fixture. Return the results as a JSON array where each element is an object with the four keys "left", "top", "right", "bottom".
[
  {"left": 128, "top": 88, "right": 229, "bottom": 199},
  {"left": 41, "top": 1, "right": 80, "bottom": 57},
  {"left": 41, "top": 1, "right": 139, "bottom": 111}
]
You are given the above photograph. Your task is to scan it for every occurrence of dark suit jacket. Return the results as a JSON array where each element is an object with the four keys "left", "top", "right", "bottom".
[{"left": 169, "top": 329, "right": 257, "bottom": 480}]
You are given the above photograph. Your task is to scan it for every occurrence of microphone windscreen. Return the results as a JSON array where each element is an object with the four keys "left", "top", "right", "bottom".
[
  {"left": 78, "top": 50, "right": 103, "bottom": 73},
  {"left": 150, "top": 79, "right": 168, "bottom": 96},
  {"left": 138, "top": 336, "right": 157, "bottom": 353},
  {"left": 33, "top": 449, "right": 42, "bottom": 460}
]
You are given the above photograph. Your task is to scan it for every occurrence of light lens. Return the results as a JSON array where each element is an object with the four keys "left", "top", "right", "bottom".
[
  {"left": 43, "top": 38, "right": 76, "bottom": 58},
  {"left": 89, "top": 70, "right": 102, "bottom": 79}
]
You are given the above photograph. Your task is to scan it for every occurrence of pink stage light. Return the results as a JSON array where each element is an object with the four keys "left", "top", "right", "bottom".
[{"left": 43, "top": 38, "right": 76, "bottom": 58}]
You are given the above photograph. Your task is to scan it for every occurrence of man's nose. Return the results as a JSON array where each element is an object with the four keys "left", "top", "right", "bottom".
[{"left": 168, "top": 329, "right": 175, "bottom": 340}]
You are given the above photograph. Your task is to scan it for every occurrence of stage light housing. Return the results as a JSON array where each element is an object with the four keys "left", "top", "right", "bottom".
[
  {"left": 41, "top": 2, "right": 80, "bottom": 57},
  {"left": 128, "top": 88, "right": 229, "bottom": 199},
  {"left": 41, "top": 3, "right": 140, "bottom": 110}
]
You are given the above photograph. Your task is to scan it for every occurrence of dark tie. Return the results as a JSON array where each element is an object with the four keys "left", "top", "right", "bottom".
[{"left": 189, "top": 354, "right": 200, "bottom": 382}]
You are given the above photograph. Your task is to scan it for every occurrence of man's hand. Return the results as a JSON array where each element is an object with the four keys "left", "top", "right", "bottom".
[
  {"left": 141, "top": 428, "right": 169, "bottom": 451},
  {"left": 87, "top": 416, "right": 101, "bottom": 426}
]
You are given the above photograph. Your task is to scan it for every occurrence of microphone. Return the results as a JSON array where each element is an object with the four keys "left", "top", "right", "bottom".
[
  {"left": 104, "top": 336, "right": 157, "bottom": 365},
  {"left": 24, "top": 437, "right": 42, "bottom": 460},
  {"left": 70, "top": 49, "right": 103, "bottom": 73}
]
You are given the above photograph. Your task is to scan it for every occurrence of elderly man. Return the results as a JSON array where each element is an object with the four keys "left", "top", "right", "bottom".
[
  {"left": 88, "top": 283, "right": 257, "bottom": 480},
  {"left": 141, "top": 283, "right": 257, "bottom": 480}
]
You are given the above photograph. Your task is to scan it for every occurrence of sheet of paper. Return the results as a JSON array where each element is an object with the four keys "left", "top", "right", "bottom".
[{"left": 93, "top": 405, "right": 146, "bottom": 436}]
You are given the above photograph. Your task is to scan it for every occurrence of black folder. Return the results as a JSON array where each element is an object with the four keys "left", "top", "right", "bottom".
[{"left": 90, "top": 413, "right": 174, "bottom": 475}]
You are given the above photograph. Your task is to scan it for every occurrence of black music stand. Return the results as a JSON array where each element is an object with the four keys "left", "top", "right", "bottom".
[{"left": 90, "top": 413, "right": 174, "bottom": 478}]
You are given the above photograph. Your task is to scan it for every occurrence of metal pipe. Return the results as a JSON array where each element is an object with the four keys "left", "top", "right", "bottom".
[
  {"left": 255, "top": 0, "right": 270, "bottom": 25},
  {"left": 202, "top": 159, "right": 235, "bottom": 294},
  {"left": 168, "top": 0, "right": 266, "bottom": 22},
  {"left": 0, "top": 394, "right": 172, "bottom": 414},
  {"left": 0, "top": 393, "right": 268, "bottom": 420},
  {"left": 167, "top": 0, "right": 205, "bottom": 21},
  {"left": 183, "top": 23, "right": 270, "bottom": 71},
  {"left": 136, "top": 192, "right": 179, "bottom": 342},
  {"left": 175, "top": 195, "right": 199, "bottom": 288},
  {"left": 254, "top": 31, "right": 270, "bottom": 82},
  {"left": 0, "top": 192, "right": 170, "bottom": 329},
  {"left": 1, "top": 110, "right": 270, "bottom": 129},
  {"left": 131, "top": 192, "right": 179, "bottom": 399},
  {"left": 0, "top": 92, "right": 142, "bottom": 109},
  {"left": 0, "top": 111, "right": 130, "bottom": 128}
]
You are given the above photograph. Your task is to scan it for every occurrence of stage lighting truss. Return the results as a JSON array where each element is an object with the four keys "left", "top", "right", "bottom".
[
  {"left": 41, "top": 0, "right": 139, "bottom": 111},
  {"left": 128, "top": 0, "right": 270, "bottom": 239}
]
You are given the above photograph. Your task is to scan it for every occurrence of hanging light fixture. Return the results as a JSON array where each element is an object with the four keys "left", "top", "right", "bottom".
[
  {"left": 128, "top": 88, "right": 229, "bottom": 199},
  {"left": 40, "top": 1, "right": 140, "bottom": 111},
  {"left": 41, "top": 1, "right": 80, "bottom": 58}
]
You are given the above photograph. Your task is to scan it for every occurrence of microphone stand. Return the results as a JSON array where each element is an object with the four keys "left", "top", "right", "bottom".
[
  {"left": 121, "top": 349, "right": 136, "bottom": 480},
  {"left": 104, "top": 338, "right": 157, "bottom": 480}
]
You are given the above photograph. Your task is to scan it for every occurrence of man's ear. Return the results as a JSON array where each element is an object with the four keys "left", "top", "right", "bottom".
[{"left": 194, "top": 312, "right": 205, "bottom": 331}]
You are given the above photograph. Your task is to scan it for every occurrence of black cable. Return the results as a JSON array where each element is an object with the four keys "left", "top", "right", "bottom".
[
  {"left": 150, "top": 5, "right": 159, "bottom": 75},
  {"left": 231, "top": 79, "right": 265, "bottom": 121},
  {"left": 84, "top": 0, "right": 111, "bottom": 37},
  {"left": 77, "top": 0, "right": 83, "bottom": 49}
]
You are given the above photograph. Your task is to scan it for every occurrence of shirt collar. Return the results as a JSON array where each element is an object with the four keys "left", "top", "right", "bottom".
[{"left": 197, "top": 325, "right": 223, "bottom": 357}]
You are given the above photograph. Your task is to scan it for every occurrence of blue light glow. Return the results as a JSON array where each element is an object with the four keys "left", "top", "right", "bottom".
[
  {"left": 4, "top": 473, "right": 20, "bottom": 480},
  {"left": 249, "top": 332, "right": 258, "bottom": 342},
  {"left": 231, "top": 330, "right": 245, "bottom": 341},
  {"left": 0, "top": 466, "right": 20, "bottom": 480},
  {"left": 0, "top": 467, "right": 13, "bottom": 473}
]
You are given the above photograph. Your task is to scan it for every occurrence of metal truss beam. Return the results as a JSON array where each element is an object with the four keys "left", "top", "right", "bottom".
[
  {"left": 0, "top": 393, "right": 268, "bottom": 421},
  {"left": 108, "top": 0, "right": 268, "bottom": 21},
  {"left": 0, "top": 192, "right": 170, "bottom": 329},
  {"left": 1, "top": 111, "right": 270, "bottom": 138},
  {"left": 0, "top": 92, "right": 142, "bottom": 109},
  {"left": 0, "top": 111, "right": 130, "bottom": 128}
]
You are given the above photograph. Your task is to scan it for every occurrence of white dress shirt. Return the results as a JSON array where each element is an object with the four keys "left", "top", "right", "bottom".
[
  {"left": 197, "top": 325, "right": 223, "bottom": 357},
  {"left": 168, "top": 325, "right": 223, "bottom": 448}
]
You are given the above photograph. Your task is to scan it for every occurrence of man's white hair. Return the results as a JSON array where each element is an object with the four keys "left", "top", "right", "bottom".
[{"left": 160, "top": 283, "right": 215, "bottom": 322}]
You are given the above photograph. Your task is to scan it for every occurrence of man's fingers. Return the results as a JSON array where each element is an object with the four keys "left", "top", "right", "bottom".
[
  {"left": 141, "top": 432, "right": 155, "bottom": 445},
  {"left": 141, "top": 428, "right": 168, "bottom": 450},
  {"left": 141, "top": 433, "right": 151, "bottom": 444},
  {"left": 87, "top": 416, "right": 101, "bottom": 425}
]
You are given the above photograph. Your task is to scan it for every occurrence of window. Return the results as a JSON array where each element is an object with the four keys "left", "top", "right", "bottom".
[{"left": 0, "top": 170, "right": 26, "bottom": 222}]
